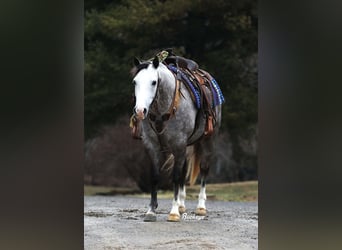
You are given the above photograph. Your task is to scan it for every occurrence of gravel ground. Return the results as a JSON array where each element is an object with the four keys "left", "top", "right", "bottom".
[{"left": 84, "top": 196, "right": 258, "bottom": 249}]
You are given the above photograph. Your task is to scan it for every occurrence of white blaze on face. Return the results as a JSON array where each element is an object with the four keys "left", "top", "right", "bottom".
[{"left": 133, "top": 65, "right": 158, "bottom": 120}]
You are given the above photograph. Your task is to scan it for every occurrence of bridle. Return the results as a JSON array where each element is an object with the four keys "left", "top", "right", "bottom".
[
  {"left": 130, "top": 62, "right": 181, "bottom": 138},
  {"left": 148, "top": 66, "right": 180, "bottom": 134}
]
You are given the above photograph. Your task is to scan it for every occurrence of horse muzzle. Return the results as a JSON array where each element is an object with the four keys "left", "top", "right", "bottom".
[{"left": 134, "top": 107, "right": 147, "bottom": 120}]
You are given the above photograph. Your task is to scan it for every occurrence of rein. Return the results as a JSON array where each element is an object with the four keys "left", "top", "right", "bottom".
[
  {"left": 148, "top": 75, "right": 180, "bottom": 134},
  {"left": 146, "top": 69, "right": 181, "bottom": 172}
]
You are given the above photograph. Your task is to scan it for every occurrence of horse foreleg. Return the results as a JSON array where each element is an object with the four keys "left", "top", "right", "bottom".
[
  {"left": 167, "top": 157, "right": 185, "bottom": 222},
  {"left": 144, "top": 165, "right": 159, "bottom": 222},
  {"left": 178, "top": 185, "right": 186, "bottom": 214},
  {"left": 167, "top": 194, "right": 181, "bottom": 222}
]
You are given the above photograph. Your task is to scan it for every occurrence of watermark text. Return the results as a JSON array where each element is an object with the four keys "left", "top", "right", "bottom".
[{"left": 181, "top": 213, "right": 205, "bottom": 221}]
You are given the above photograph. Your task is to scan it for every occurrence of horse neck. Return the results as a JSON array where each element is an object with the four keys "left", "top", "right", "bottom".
[{"left": 154, "top": 65, "right": 176, "bottom": 115}]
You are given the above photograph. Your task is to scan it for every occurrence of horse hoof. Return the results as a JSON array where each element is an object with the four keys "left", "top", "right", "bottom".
[
  {"left": 144, "top": 212, "right": 157, "bottom": 222},
  {"left": 167, "top": 213, "right": 180, "bottom": 222},
  {"left": 195, "top": 208, "right": 207, "bottom": 216},
  {"left": 178, "top": 206, "right": 186, "bottom": 214}
]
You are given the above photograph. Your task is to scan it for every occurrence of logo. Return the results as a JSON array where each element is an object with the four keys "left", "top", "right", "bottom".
[{"left": 181, "top": 213, "right": 205, "bottom": 221}]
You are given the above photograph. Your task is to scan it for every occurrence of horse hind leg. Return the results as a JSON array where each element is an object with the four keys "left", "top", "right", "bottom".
[
  {"left": 178, "top": 159, "right": 188, "bottom": 214},
  {"left": 195, "top": 174, "right": 208, "bottom": 216},
  {"left": 186, "top": 143, "right": 208, "bottom": 216},
  {"left": 195, "top": 142, "right": 212, "bottom": 216}
]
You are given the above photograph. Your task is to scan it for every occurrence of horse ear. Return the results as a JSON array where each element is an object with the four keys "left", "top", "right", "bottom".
[
  {"left": 152, "top": 56, "right": 159, "bottom": 68},
  {"left": 133, "top": 57, "right": 141, "bottom": 66}
]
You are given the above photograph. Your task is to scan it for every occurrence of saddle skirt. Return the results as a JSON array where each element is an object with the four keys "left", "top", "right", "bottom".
[{"left": 166, "top": 65, "right": 224, "bottom": 109}]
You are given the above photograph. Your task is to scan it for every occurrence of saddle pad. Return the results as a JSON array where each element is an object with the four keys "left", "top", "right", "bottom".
[{"left": 167, "top": 65, "right": 225, "bottom": 109}]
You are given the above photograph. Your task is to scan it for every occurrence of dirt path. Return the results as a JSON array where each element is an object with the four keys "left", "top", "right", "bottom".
[{"left": 84, "top": 196, "right": 258, "bottom": 249}]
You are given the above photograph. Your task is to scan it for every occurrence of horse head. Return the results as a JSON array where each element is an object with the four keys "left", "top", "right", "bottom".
[{"left": 132, "top": 56, "right": 160, "bottom": 120}]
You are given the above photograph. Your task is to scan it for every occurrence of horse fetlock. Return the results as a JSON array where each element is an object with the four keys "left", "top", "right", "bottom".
[
  {"left": 197, "top": 198, "right": 206, "bottom": 209},
  {"left": 178, "top": 205, "right": 186, "bottom": 214},
  {"left": 170, "top": 199, "right": 181, "bottom": 216},
  {"left": 177, "top": 198, "right": 186, "bottom": 213},
  {"left": 198, "top": 193, "right": 207, "bottom": 201},
  {"left": 198, "top": 187, "right": 207, "bottom": 200},
  {"left": 150, "top": 203, "right": 158, "bottom": 210},
  {"left": 177, "top": 199, "right": 185, "bottom": 207}
]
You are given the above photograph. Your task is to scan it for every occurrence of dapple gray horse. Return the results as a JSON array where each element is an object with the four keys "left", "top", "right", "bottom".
[{"left": 132, "top": 56, "right": 221, "bottom": 222}]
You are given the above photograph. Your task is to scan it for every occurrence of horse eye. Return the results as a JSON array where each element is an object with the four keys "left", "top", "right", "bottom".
[
  {"left": 132, "top": 80, "right": 136, "bottom": 86},
  {"left": 152, "top": 80, "right": 157, "bottom": 86}
]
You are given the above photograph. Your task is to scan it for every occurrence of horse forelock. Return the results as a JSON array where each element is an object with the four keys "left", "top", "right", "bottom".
[{"left": 130, "top": 62, "right": 151, "bottom": 77}]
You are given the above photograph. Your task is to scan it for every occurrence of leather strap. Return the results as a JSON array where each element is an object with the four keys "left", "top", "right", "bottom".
[
  {"left": 148, "top": 79, "right": 180, "bottom": 134},
  {"left": 129, "top": 114, "right": 142, "bottom": 139}
]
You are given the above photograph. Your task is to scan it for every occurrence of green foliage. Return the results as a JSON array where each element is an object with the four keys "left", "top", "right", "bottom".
[
  {"left": 84, "top": 181, "right": 258, "bottom": 202},
  {"left": 85, "top": 0, "right": 258, "bottom": 157}
]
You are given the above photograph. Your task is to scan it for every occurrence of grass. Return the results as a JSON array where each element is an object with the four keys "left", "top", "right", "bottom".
[
  {"left": 84, "top": 185, "right": 140, "bottom": 196},
  {"left": 85, "top": 181, "right": 258, "bottom": 202}
]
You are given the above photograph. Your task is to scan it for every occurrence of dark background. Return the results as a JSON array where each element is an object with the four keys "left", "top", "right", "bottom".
[
  {"left": 1, "top": 0, "right": 342, "bottom": 249},
  {"left": 84, "top": 0, "right": 258, "bottom": 189}
]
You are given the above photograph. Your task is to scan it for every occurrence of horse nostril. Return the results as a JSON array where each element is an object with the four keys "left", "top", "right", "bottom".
[{"left": 143, "top": 108, "right": 147, "bottom": 115}]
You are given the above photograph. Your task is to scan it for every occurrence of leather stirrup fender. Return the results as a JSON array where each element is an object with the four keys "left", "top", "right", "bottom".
[
  {"left": 129, "top": 115, "right": 142, "bottom": 139},
  {"left": 204, "top": 115, "right": 214, "bottom": 136}
]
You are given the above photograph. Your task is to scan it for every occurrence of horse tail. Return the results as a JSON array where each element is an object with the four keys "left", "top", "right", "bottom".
[{"left": 186, "top": 145, "right": 201, "bottom": 186}]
